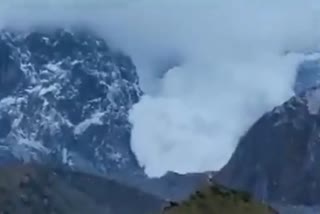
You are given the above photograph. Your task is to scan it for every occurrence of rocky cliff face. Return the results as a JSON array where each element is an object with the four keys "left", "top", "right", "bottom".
[
  {"left": 0, "top": 28, "right": 143, "bottom": 181},
  {"left": 216, "top": 85, "right": 320, "bottom": 206}
]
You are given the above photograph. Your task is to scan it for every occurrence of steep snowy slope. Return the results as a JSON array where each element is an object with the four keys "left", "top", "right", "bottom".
[{"left": 0, "top": 28, "right": 143, "bottom": 180}]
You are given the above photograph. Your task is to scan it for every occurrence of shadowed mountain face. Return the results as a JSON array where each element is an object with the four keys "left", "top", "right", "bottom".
[
  {"left": 0, "top": 164, "right": 163, "bottom": 214},
  {"left": 216, "top": 86, "right": 320, "bottom": 206}
]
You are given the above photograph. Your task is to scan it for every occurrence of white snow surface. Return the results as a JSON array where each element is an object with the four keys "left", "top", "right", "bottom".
[{"left": 74, "top": 112, "right": 105, "bottom": 136}]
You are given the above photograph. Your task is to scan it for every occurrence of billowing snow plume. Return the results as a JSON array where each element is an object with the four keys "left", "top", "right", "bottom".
[{"left": 2, "top": 0, "right": 320, "bottom": 177}]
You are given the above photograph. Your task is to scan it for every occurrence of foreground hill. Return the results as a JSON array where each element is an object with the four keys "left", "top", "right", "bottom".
[
  {"left": 0, "top": 164, "right": 163, "bottom": 214},
  {"left": 162, "top": 182, "right": 277, "bottom": 214}
]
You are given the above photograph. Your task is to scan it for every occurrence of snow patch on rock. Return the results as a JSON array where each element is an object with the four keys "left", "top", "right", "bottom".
[{"left": 306, "top": 88, "right": 320, "bottom": 115}]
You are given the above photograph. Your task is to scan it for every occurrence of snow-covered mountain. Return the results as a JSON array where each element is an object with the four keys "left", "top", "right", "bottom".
[
  {"left": 3, "top": 26, "right": 320, "bottom": 214},
  {"left": 0, "top": 27, "right": 144, "bottom": 180},
  {"left": 0, "top": 27, "right": 207, "bottom": 200},
  {"left": 216, "top": 85, "right": 320, "bottom": 206}
]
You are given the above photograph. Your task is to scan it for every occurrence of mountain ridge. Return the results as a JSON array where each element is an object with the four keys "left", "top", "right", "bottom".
[
  {"left": 216, "top": 84, "right": 320, "bottom": 206},
  {"left": 0, "top": 163, "right": 163, "bottom": 214}
]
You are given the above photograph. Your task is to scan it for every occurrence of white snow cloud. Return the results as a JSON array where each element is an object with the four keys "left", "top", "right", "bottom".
[{"left": 1, "top": 0, "right": 320, "bottom": 177}]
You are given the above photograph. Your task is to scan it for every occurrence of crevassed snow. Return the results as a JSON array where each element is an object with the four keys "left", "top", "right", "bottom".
[
  {"left": 0, "top": 96, "right": 16, "bottom": 107},
  {"left": 109, "top": 152, "right": 123, "bottom": 162},
  {"left": 16, "top": 134, "right": 49, "bottom": 153},
  {"left": 0, "top": 97, "right": 25, "bottom": 114},
  {"left": 74, "top": 111, "right": 105, "bottom": 136},
  {"left": 44, "top": 62, "right": 68, "bottom": 79},
  {"left": 45, "top": 62, "right": 61, "bottom": 72},
  {"left": 25, "top": 85, "right": 42, "bottom": 94},
  {"left": 71, "top": 59, "right": 82, "bottom": 65},
  {"left": 39, "top": 84, "right": 59, "bottom": 96},
  {"left": 62, "top": 147, "right": 68, "bottom": 164},
  {"left": 11, "top": 114, "right": 23, "bottom": 128}
]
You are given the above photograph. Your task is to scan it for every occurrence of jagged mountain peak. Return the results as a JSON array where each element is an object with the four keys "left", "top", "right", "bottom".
[{"left": 0, "top": 27, "right": 142, "bottom": 179}]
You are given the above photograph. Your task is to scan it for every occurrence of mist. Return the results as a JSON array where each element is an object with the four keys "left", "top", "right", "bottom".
[{"left": 1, "top": 0, "right": 320, "bottom": 177}]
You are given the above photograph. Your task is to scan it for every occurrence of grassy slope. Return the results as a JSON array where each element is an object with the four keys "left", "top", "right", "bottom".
[
  {"left": 163, "top": 182, "right": 278, "bottom": 214},
  {"left": 0, "top": 164, "right": 280, "bottom": 214},
  {"left": 0, "top": 164, "right": 163, "bottom": 214}
]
